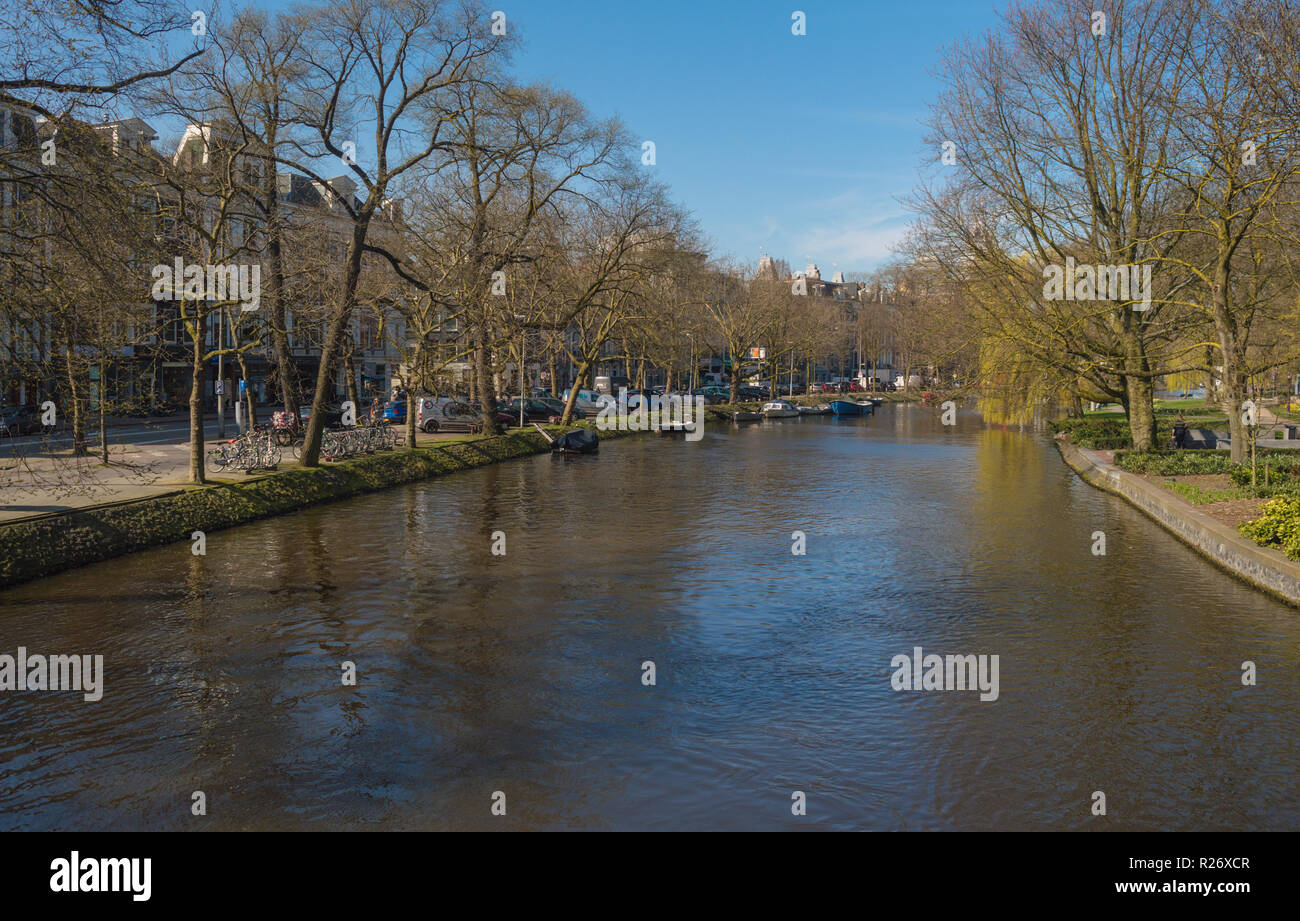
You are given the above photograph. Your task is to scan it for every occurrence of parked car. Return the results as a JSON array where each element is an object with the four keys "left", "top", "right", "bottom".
[
  {"left": 382, "top": 399, "right": 409, "bottom": 425},
  {"left": 562, "top": 387, "right": 614, "bottom": 414},
  {"left": 533, "top": 396, "right": 586, "bottom": 420},
  {"left": 689, "top": 386, "right": 728, "bottom": 404},
  {"left": 387, "top": 394, "right": 454, "bottom": 426},
  {"left": 501, "top": 397, "right": 573, "bottom": 424},
  {"left": 444, "top": 401, "right": 518, "bottom": 429},
  {"left": 0, "top": 404, "right": 41, "bottom": 436},
  {"left": 300, "top": 403, "right": 345, "bottom": 428},
  {"left": 415, "top": 398, "right": 488, "bottom": 433},
  {"left": 594, "top": 375, "right": 632, "bottom": 395},
  {"left": 622, "top": 388, "right": 660, "bottom": 410}
]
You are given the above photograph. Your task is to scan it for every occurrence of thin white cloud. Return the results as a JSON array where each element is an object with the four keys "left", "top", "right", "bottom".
[{"left": 798, "top": 217, "right": 912, "bottom": 267}]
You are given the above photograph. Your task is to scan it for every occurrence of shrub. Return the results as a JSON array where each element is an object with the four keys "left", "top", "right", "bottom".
[
  {"left": 1240, "top": 496, "right": 1300, "bottom": 560},
  {"left": 1228, "top": 454, "right": 1300, "bottom": 487},
  {"left": 1051, "top": 416, "right": 1131, "bottom": 449},
  {"left": 1114, "top": 450, "right": 1236, "bottom": 475}
]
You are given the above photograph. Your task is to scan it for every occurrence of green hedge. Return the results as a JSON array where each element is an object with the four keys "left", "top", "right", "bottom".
[
  {"left": 1114, "top": 450, "right": 1236, "bottom": 475},
  {"left": 1228, "top": 454, "right": 1300, "bottom": 487},
  {"left": 0, "top": 427, "right": 579, "bottom": 588},
  {"left": 1051, "top": 417, "right": 1132, "bottom": 449},
  {"left": 1240, "top": 496, "right": 1300, "bottom": 560}
]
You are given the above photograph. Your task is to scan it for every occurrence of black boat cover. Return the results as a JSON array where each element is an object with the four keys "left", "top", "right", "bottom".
[{"left": 553, "top": 429, "right": 599, "bottom": 453}]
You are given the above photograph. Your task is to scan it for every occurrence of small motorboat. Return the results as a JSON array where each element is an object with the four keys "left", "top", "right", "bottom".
[
  {"left": 762, "top": 400, "right": 800, "bottom": 418},
  {"left": 533, "top": 423, "right": 599, "bottom": 454},
  {"left": 798, "top": 404, "right": 831, "bottom": 415},
  {"left": 553, "top": 429, "right": 600, "bottom": 453},
  {"left": 829, "top": 399, "right": 874, "bottom": 416},
  {"left": 731, "top": 410, "right": 763, "bottom": 423},
  {"left": 655, "top": 420, "right": 698, "bottom": 436}
]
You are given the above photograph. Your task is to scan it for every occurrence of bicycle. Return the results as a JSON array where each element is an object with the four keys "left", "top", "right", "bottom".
[{"left": 206, "top": 428, "right": 282, "bottom": 474}]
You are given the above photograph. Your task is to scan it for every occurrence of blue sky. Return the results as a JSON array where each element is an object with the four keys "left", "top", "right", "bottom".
[
  {"left": 503, "top": 0, "right": 1006, "bottom": 274},
  {"left": 153, "top": 1, "right": 1005, "bottom": 274}
]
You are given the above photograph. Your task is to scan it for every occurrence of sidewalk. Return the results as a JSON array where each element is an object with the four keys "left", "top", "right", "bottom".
[{"left": 0, "top": 426, "right": 468, "bottom": 523}]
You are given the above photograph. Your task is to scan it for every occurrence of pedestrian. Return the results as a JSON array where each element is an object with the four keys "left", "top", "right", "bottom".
[{"left": 1173, "top": 412, "right": 1188, "bottom": 449}]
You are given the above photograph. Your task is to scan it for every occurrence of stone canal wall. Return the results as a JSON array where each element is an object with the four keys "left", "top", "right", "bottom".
[
  {"left": 1056, "top": 438, "right": 1300, "bottom": 607},
  {"left": 0, "top": 426, "right": 639, "bottom": 590}
]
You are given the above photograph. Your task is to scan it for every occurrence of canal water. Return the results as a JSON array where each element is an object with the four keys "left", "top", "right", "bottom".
[{"left": 1, "top": 404, "right": 1297, "bottom": 830}]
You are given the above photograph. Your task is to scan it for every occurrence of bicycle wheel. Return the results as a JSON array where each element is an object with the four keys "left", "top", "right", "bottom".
[{"left": 205, "top": 448, "right": 228, "bottom": 473}]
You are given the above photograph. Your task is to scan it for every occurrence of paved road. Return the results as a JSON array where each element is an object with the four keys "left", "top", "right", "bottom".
[{"left": 0, "top": 417, "right": 231, "bottom": 458}]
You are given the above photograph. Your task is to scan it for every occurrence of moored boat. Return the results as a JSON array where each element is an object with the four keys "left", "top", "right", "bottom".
[
  {"left": 731, "top": 410, "right": 763, "bottom": 423},
  {"left": 553, "top": 429, "right": 600, "bottom": 452},
  {"left": 533, "top": 423, "right": 600, "bottom": 453},
  {"left": 829, "top": 399, "right": 874, "bottom": 416},
  {"left": 798, "top": 404, "right": 832, "bottom": 415},
  {"left": 762, "top": 400, "right": 800, "bottom": 418}
]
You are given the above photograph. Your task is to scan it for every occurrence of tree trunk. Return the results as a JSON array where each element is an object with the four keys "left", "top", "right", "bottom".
[
  {"left": 298, "top": 307, "right": 350, "bottom": 467},
  {"left": 98, "top": 358, "right": 108, "bottom": 465},
  {"left": 561, "top": 356, "right": 592, "bottom": 424},
  {"left": 62, "top": 342, "right": 87, "bottom": 456},
  {"left": 264, "top": 175, "right": 298, "bottom": 419},
  {"left": 1124, "top": 373, "right": 1157, "bottom": 451},
  {"left": 476, "top": 333, "right": 502, "bottom": 435},
  {"left": 344, "top": 337, "right": 359, "bottom": 415},
  {"left": 299, "top": 217, "right": 371, "bottom": 467},
  {"left": 1222, "top": 369, "right": 1248, "bottom": 464},
  {"left": 1211, "top": 268, "right": 1248, "bottom": 464},
  {"left": 188, "top": 311, "right": 206, "bottom": 483}
]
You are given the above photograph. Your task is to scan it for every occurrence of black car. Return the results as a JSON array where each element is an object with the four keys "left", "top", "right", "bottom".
[
  {"left": 691, "top": 387, "right": 729, "bottom": 405},
  {"left": 502, "top": 397, "right": 570, "bottom": 423},
  {"left": 533, "top": 396, "right": 586, "bottom": 420},
  {"left": 0, "top": 404, "right": 41, "bottom": 436},
  {"left": 300, "top": 403, "right": 345, "bottom": 428}
]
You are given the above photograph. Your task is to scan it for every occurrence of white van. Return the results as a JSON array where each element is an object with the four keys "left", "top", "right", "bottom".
[
  {"left": 563, "top": 387, "right": 615, "bottom": 414},
  {"left": 414, "top": 397, "right": 484, "bottom": 433}
]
